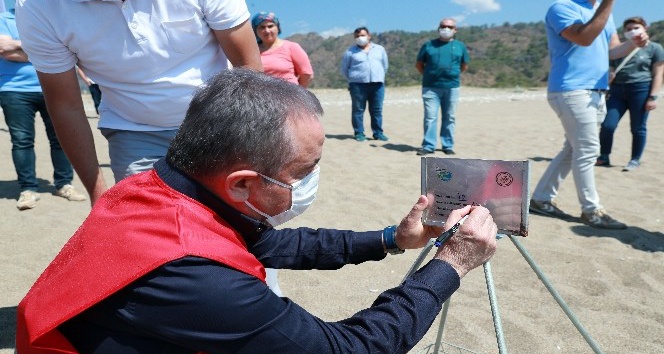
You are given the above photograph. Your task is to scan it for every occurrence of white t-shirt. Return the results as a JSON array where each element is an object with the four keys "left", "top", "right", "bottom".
[{"left": 16, "top": 0, "right": 249, "bottom": 131}]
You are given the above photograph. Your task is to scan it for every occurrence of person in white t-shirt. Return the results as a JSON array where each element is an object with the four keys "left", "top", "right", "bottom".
[{"left": 16, "top": 0, "right": 262, "bottom": 204}]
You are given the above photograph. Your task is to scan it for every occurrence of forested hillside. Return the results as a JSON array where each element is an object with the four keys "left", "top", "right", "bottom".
[{"left": 291, "top": 20, "right": 664, "bottom": 89}]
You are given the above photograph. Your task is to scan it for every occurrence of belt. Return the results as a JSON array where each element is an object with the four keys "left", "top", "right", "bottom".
[{"left": 589, "top": 89, "right": 609, "bottom": 94}]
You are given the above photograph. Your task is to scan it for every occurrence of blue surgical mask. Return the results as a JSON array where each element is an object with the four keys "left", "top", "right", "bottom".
[{"left": 245, "top": 166, "right": 320, "bottom": 227}]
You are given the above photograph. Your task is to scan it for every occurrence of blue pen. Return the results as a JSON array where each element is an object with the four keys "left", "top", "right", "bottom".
[{"left": 434, "top": 215, "right": 469, "bottom": 247}]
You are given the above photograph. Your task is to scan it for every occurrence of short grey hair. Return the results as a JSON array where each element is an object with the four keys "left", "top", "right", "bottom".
[{"left": 166, "top": 69, "right": 323, "bottom": 178}]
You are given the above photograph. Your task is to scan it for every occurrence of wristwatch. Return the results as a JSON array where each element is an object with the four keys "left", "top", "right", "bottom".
[
  {"left": 383, "top": 225, "right": 405, "bottom": 255},
  {"left": 648, "top": 95, "right": 658, "bottom": 101}
]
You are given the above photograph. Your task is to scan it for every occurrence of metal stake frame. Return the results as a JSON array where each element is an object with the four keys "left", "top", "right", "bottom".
[{"left": 402, "top": 236, "right": 605, "bottom": 354}]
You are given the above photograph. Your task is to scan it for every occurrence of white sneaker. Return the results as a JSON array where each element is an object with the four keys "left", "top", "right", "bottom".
[
  {"left": 55, "top": 184, "right": 88, "bottom": 202},
  {"left": 17, "top": 190, "right": 40, "bottom": 210},
  {"left": 622, "top": 159, "right": 640, "bottom": 172}
]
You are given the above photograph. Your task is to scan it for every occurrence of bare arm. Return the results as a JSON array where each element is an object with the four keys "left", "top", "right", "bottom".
[
  {"left": 415, "top": 61, "right": 424, "bottom": 75},
  {"left": 1, "top": 49, "right": 28, "bottom": 62},
  {"left": 297, "top": 74, "right": 312, "bottom": 88},
  {"left": 461, "top": 62, "right": 468, "bottom": 73},
  {"left": 560, "top": 0, "right": 614, "bottom": 46},
  {"left": 0, "top": 34, "right": 21, "bottom": 53},
  {"left": 607, "top": 32, "right": 649, "bottom": 60},
  {"left": 213, "top": 20, "right": 262, "bottom": 71},
  {"left": 646, "top": 61, "right": 664, "bottom": 111},
  {"left": 75, "top": 66, "right": 93, "bottom": 86},
  {"left": 37, "top": 69, "right": 108, "bottom": 204},
  {"left": 0, "top": 35, "right": 28, "bottom": 62}
]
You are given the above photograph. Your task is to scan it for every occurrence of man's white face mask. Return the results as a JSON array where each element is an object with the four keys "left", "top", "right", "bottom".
[
  {"left": 355, "top": 35, "right": 370, "bottom": 47},
  {"left": 439, "top": 27, "right": 454, "bottom": 40},
  {"left": 245, "top": 166, "right": 320, "bottom": 227}
]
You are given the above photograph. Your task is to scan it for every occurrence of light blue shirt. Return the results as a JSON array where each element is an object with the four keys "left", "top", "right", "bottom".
[
  {"left": 0, "top": 10, "right": 42, "bottom": 92},
  {"left": 545, "top": 0, "right": 616, "bottom": 92},
  {"left": 340, "top": 43, "right": 388, "bottom": 83}
]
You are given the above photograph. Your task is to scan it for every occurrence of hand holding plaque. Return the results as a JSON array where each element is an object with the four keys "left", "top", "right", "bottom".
[{"left": 421, "top": 157, "right": 530, "bottom": 237}]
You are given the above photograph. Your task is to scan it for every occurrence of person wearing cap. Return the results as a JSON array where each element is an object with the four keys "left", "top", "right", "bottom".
[
  {"left": 251, "top": 10, "right": 314, "bottom": 296},
  {"left": 252, "top": 11, "right": 313, "bottom": 88}
]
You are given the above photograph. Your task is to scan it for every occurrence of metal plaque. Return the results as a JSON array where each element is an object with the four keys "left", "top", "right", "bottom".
[{"left": 421, "top": 157, "right": 529, "bottom": 236}]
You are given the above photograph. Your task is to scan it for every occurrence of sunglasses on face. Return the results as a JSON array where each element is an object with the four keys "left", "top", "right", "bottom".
[{"left": 439, "top": 25, "right": 455, "bottom": 29}]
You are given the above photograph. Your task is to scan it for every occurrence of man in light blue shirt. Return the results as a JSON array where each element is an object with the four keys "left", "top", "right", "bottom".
[
  {"left": 340, "top": 27, "right": 389, "bottom": 142},
  {"left": 530, "top": 0, "right": 648, "bottom": 229}
]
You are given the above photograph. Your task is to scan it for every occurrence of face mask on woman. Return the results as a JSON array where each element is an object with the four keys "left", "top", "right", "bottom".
[
  {"left": 624, "top": 27, "right": 644, "bottom": 40},
  {"left": 245, "top": 166, "right": 320, "bottom": 227}
]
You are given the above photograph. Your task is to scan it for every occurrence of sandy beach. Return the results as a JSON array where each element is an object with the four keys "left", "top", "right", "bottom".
[{"left": 1, "top": 86, "right": 662, "bottom": 354}]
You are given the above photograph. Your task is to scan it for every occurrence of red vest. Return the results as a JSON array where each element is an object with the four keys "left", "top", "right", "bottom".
[{"left": 16, "top": 170, "right": 266, "bottom": 353}]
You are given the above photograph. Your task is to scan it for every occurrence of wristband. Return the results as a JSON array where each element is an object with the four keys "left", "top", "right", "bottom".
[{"left": 383, "top": 225, "right": 404, "bottom": 255}]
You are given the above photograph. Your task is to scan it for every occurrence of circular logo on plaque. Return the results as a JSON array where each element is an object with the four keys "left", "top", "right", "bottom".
[{"left": 495, "top": 172, "right": 513, "bottom": 187}]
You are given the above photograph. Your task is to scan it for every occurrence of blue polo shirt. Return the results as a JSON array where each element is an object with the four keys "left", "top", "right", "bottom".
[
  {"left": 546, "top": 0, "right": 616, "bottom": 92},
  {"left": 0, "top": 10, "right": 41, "bottom": 92},
  {"left": 416, "top": 39, "right": 469, "bottom": 89}
]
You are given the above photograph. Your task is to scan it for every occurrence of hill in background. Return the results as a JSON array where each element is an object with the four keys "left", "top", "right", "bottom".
[{"left": 291, "top": 20, "right": 664, "bottom": 89}]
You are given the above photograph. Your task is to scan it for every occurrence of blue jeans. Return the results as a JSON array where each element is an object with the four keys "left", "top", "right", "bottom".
[
  {"left": 349, "top": 82, "right": 385, "bottom": 136},
  {"left": 533, "top": 90, "right": 605, "bottom": 213},
  {"left": 421, "top": 87, "right": 459, "bottom": 151},
  {"left": 600, "top": 82, "right": 651, "bottom": 161},
  {"left": 0, "top": 91, "right": 73, "bottom": 191}
]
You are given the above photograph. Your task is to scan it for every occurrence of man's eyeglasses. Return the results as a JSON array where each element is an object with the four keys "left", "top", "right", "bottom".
[{"left": 439, "top": 25, "right": 455, "bottom": 29}]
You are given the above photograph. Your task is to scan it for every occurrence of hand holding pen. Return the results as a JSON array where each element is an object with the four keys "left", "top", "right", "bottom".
[
  {"left": 434, "top": 215, "right": 469, "bottom": 247},
  {"left": 433, "top": 206, "right": 498, "bottom": 278}
]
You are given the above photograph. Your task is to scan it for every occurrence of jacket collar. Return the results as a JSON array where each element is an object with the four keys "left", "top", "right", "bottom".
[{"left": 154, "top": 158, "right": 269, "bottom": 246}]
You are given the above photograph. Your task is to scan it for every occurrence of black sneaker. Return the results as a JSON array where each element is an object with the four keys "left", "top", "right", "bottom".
[
  {"left": 595, "top": 155, "right": 611, "bottom": 167},
  {"left": 416, "top": 149, "right": 434, "bottom": 156},
  {"left": 442, "top": 149, "right": 456, "bottom": 155},
  {"left": 529, "top": 199, "right": 570, "bottom": 219},
  {"left": 580, "top": 209, "right": 627, "bottom": 230}
]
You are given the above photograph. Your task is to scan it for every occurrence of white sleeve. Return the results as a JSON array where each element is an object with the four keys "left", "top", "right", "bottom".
[
  {"left": 15, "top": 0, "right": 77, "bottom": 73},
  {"left": 201, "top": 0, "right": 250, "bottom": 31}
]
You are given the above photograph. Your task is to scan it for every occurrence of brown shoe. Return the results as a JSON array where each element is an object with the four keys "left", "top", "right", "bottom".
[
  {"left": 580, "top": 209, "right": 627, "bottom": 230},
  {"left": 529, "top": 199, "right": 571, "bottom": 219}
]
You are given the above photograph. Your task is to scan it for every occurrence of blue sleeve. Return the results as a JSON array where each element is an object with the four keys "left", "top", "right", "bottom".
[
  {"left": 340, "top": 48, "right": 351, "bottom": 80},
  {"left": 546, "top": 2, "right": 583, "bottom": 35},
  {"left": 382, "top": 46, "right": 388, "bottom": 71},
  {"left": 0, "top": 14, "right": 12, "bottom": 37},
  {"left": 64, "top": 256, "right": 460, "bottom": 354},
  {"left": 251, "top": 227, "right": 387, "bottom": 270}
]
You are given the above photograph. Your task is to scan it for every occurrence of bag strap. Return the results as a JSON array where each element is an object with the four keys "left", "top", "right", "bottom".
[{"left": 614, "top": 48, "right": 640, "bottom": 75}]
